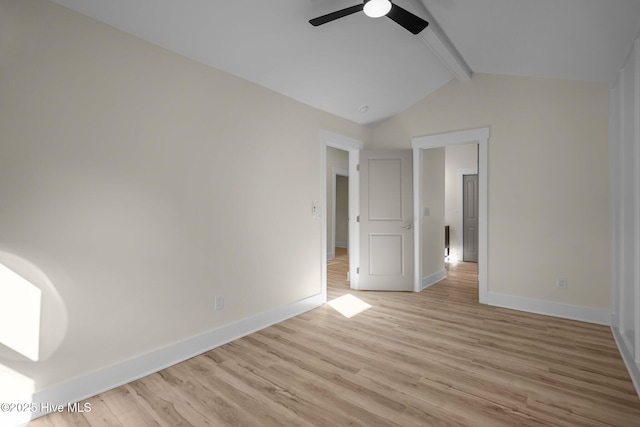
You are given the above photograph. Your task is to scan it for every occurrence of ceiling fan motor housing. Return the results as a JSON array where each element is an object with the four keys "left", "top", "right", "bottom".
[{"left": 363, "top": 0, "right": 393, "bottom": 19}]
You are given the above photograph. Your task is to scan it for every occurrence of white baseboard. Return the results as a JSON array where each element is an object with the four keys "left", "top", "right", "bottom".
[
  {"left": 487, "top": 292, "right": 611, "bottom": 325},
  {"left": 611, "top": 326, "right": 640, "bottom": 398},
  {"left": 22, "top": 293, "right": 324, "bottom": 424},
  {"left": 327, "top": 252, "right": 335, "bottom": 260},
  {"left": 335, "top": 242, "right": 348, "bottom": 249},
  {"left": 422, "top": 269, "right": 446, "bottom": 290}
]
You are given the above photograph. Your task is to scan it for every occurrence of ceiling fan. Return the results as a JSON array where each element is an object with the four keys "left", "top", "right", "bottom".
[{"left": 309, "top": 0, "right": 429, "bottom": 35}]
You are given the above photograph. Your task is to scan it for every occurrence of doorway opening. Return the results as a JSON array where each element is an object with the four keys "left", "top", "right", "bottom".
[
  {"left": 412, "top": 128, "right": 489, "bottom": 303},
  {"left": 320, "top": 130, "right": 363, "bottom": 301},
  {"left": 447, "top": 165, "right": 478, "bottom": 263}
]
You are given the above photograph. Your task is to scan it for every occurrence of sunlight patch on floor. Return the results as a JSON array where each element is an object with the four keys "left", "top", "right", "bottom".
[
  {"left": 0, "top": 263, "right": 41, "bottom": 361},
  {"left": 0, "top": 363, "right": 35, "bottom": 426},
  {"left": 327, "top": 294, "right": 371, "bottom": 318}
]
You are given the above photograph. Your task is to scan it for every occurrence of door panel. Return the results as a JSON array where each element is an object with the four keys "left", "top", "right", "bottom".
[
  {"left": 368, "top": 158, "right": 403, "bottom": 220},
  {"left": 463, "top": 174, "right": 479, "bottom": 262},
  {"left": 369, "top": 234, "right": 404, "bottom": 276},
  {"left": 359, "top": 150, "right": 413, "bottom": 291}
]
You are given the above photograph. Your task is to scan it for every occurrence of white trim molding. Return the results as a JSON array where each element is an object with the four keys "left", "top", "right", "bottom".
[
  {"left": 320, "top": 129, "right": 364, "bottom": 151},
  {"left": 422, "top": 268, "right": 446, "bottom": 290},
  {"left": 612, "top": 327, "right": 640, "bottom": 398},
  {"left": 23, "top": 293, "right": 324, "bottom": 424},
  {"left": 488, "top": 292, "right": 611, "bottom": 326},
  {"left": 412, "top": 142, "right": 423, "bottom": 292}
]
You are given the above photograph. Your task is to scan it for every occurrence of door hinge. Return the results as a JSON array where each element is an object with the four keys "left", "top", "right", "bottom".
[
  {"left": 356, "top": 215, "right": 360, "bottom": 222},
  {"left": 357, "top": 267, "right": 360, "bottom": 274},
  {"left": 356, "top": 164, "right": 360, "bottom": 171}
]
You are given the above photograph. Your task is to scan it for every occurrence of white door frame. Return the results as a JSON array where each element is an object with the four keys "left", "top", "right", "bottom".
[
  {"left": 320, "top": 130, "right": 363, "bottom": 300},
  {"left": 412, "top": 128, "right": 489, "bottom": 302}
]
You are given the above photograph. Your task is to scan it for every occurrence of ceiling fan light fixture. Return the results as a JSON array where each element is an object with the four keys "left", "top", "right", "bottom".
[{"left": 363, "top": 0, "right": 392, "bottom": 18}]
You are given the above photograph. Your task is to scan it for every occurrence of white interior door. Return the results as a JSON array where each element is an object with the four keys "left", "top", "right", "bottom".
[{"left": 359, "top": 150, "right": 413, "bottom": 291}]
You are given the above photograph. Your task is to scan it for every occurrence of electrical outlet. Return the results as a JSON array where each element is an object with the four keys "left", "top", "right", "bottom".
[
  {"left": 215, "top": 295, "right": 224, "bottom": 310},
  {"left": 557, "top": 277, "right": 568, "bottom": 290}
]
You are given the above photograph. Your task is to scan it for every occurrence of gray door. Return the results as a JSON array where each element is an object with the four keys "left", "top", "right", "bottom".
[
  {"left": 463, "top": 174, "right": 479, "bottom": 263},
  {"left": 335, "top": 175, "right": 349, "bottom": 251},
  {"left": 359, "top": 150, "right": 413, "bottom": 291}
]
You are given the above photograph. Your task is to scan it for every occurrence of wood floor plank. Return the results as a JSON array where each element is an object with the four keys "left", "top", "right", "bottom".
[{"left": 30, "top": 250, "right": 640, "bottom": 426}]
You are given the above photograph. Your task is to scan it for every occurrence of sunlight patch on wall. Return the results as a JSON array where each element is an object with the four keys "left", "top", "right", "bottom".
[
  {"left": 0, "top": 264, "right": 41, "bottom": 361},
  {"left": 327, "top": 294, "right": 372, "bottom": 318},
  {"left": 0, "top": 250, "right": 68, "bottom": 363}
]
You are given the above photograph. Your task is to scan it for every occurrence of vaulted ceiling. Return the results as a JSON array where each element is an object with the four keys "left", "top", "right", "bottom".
[{"left": 50, "top": 0, "right": 640, "bottom": 126}]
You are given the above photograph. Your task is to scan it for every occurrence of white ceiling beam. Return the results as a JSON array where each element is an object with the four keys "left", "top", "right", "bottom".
[{"left": 410, "top": 0, "right": 472, "bottom": 81}]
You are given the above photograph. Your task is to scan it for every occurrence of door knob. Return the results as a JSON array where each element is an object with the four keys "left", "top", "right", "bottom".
[{"left": 402, "top": 223, "right": 413, "bottom": 230}]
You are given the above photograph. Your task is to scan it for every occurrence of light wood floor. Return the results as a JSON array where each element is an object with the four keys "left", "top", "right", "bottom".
[{"left": 32, "top": 248, "right": 640, "bottom": 426}]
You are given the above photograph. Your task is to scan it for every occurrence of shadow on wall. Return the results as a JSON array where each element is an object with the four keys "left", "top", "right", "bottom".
[{"left": 0, "top": 250, "right": 68, "bottom": 426}]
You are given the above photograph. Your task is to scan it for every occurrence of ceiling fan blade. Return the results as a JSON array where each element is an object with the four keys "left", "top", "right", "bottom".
[
  {"left": 386, "top": 4, "right": 428, "bottom": 34},
  {"left": 309, "top": 4, "right": 364, "bottom": 26}
]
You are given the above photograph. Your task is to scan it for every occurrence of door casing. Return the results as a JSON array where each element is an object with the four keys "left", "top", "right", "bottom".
[
  {"left": 321, "top": 127, "right": 489, "bottom": 302},
  {"left": 412, "top": 128, "right": 489, "bottom": 302},
  {"left": 320, "top": 130, "right": 363, "bottom": 300}
]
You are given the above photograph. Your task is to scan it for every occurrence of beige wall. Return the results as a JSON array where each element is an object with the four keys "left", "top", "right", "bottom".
[
  {"left": 0, "top": 0, "right": 370, "bottom": 392},
  {"left": 422, "top": 148, "right": 445, "bottom": 279},
  {"left": 445, "top": 144, "right": 478, "bottom": 261},
  {"left": 373, "top": 74, "right": 610, "bottom": 309}
]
